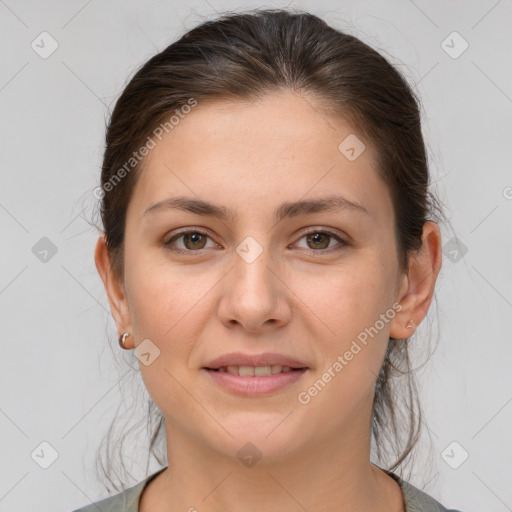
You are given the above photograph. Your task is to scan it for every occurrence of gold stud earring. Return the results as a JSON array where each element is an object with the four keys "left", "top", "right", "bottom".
[{"left": 119, "top": 332, "right": 131, "bottom": 349}]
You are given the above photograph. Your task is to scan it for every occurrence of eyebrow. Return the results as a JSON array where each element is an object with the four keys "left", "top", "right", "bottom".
[{"left": 143, "top": 195, "right": 371, "bottom": 224}]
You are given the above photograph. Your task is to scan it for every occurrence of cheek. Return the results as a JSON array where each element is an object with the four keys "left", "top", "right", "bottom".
[
  {"left": 295, "top": 266, "right": 395, "bottom": 420},
  {"left": 124, "top": 245, "right": 227, "bottom": 374},
  {"left": 295, "top": 251, "right": 397, "bottom": 393},
  {"left": 126, "top": 259, "right": 202, "bottom": 342},
  {"left": 300, "top": 258, "right": 395, "bottom": 341},
  {"left": 123, "top": 256, "right": 210, "bottom": 417}
]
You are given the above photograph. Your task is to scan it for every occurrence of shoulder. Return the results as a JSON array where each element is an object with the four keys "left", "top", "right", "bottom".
[
  {"left": 70, "top": 481, "right": 144, "bottom": 512},
  {"left": 388, "top": 471, "right": 464, "bottom": 512},
  {"left": 70, "top": 468, "right": 166, "bottom": 512}
]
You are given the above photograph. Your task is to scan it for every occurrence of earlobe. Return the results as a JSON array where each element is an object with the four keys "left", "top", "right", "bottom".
[
  {"left": 389, "top": 221, "right": 442, "bottom": 339},
  {"left": 94, "top": 235, "right": 133, "bottom": 348}
]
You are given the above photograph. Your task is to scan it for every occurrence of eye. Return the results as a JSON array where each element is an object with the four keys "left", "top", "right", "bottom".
[
  {"left": 164, "top": 229, "right": 217, "bottom": 253},
  {"left": 164, "top": 228, "right": 349, "bottom": 255},
  {"left": 293, "top": 229, "right": 348, "bottom": 252}
]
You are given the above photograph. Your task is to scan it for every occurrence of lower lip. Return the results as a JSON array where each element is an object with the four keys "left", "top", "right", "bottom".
[{"left": 202, "top": 368, "right": 308, "bottom": 396}]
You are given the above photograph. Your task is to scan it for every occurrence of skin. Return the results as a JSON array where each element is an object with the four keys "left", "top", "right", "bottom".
[{"left": 95, "top": 91, "right": 442, "bottom": 512}]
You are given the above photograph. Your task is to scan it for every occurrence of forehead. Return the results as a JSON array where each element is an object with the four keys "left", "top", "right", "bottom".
[{"left": 127, "top": 91, "right": 393, "bottom": 224}]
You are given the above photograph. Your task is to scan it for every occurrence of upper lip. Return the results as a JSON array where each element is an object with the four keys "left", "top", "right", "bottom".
[{"left": 203, "top": 352, "right": 309, "bottom": 369}]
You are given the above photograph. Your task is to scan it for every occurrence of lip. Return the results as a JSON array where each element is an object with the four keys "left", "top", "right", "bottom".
[
  {"left": 202, "top": 367, "right": 309, "bottom": 396},
  {"left": 201, "top": 352, "right": 310, "bottom": 397},
  {"left": 203, "top": 352, "right": 309, "bottom": 370}
]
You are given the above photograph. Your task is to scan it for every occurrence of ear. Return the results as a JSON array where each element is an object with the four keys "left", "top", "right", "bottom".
[
  {"left": 390, "top": 221, "right": 442, "bottom": 339},
  {"left": 94, "top": 235, "right": 134, "bottom": 349}
]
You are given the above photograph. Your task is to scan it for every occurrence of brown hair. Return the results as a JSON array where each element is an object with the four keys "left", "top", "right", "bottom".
[{"left": 95, "top": 7, "right": 442, "bottom": 491}]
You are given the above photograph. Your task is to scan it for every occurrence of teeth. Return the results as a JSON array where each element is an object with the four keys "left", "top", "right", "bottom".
[
  {"left": 239, "top": 365, "right": 254, "bottom": 376},
  {"left": 217, "top": 365, "right": 295, "bottom": 376},
  {"left": 254, "top": 366, "right": 272, "bottom": 376}
]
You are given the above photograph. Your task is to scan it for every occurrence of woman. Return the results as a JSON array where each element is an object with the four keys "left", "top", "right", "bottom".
[{"left": 73, "top": 8, "right": 463, "bottom": 512}]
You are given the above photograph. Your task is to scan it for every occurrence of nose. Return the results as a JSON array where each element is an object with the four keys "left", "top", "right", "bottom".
[{"left": 217, "top": 247, "right": 291, "bottom": 332}]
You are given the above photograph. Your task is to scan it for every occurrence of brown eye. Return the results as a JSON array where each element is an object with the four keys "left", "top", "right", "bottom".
[
  {"left": 182, "top": 232, "right": 207, "bottom": 250},
  {"left": 294, "top": 230, "right": 348, "bottom": 252},
  {"left": 165, "top": 230, "right": 215, "bottom": 253},
  {"left": 306, "top": 232, "right": 331, "bottom": 250}
]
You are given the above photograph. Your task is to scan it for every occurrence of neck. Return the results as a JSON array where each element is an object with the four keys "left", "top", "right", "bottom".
[{"left": 140, "top": 412, "right": 405, "bottom": 512}]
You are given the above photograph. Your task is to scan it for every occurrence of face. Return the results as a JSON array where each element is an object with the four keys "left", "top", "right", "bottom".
[{"left": 110, "top": 91, "right": 410, "bottom": 460}]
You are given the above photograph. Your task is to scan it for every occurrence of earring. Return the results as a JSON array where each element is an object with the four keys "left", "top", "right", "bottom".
[
  {"left": 119, "top": 332, "right": 131, "bottom": 349},
  {"left": 405, "top": 320, "right": 414, "bottom": 329}
]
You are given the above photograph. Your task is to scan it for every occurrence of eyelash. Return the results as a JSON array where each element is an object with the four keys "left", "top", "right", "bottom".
[{"left": 164, "top": 228, "right": 349, "bottom": 255}]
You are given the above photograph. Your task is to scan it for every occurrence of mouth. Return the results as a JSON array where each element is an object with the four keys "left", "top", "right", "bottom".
[
  {"left": 201, "top": 353, "right": 310, "bottom": 395},
  {"left": 204, "top": 365, "right": 308, "bottom": 376},
  {"left": 201, "top": 365, "right": 309, "bottom": 396}
]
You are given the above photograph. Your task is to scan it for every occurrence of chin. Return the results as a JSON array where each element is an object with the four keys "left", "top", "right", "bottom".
[{"left": 200, "top": 413, "right": 306, "bottom": 462}]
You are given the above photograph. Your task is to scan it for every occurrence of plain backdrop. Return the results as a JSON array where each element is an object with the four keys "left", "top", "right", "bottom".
[{"left": 1, "top": 1, "right": 511, "bottom": 511}]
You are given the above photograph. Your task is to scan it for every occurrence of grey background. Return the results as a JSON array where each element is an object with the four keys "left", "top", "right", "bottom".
[{"left": 1, "top": 0, "right": 511, "bottom": 510}]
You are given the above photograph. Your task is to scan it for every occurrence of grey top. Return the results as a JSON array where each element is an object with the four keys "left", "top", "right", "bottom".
[{"left": 71, "top": 467, "right": 463, "bottom": 512}]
